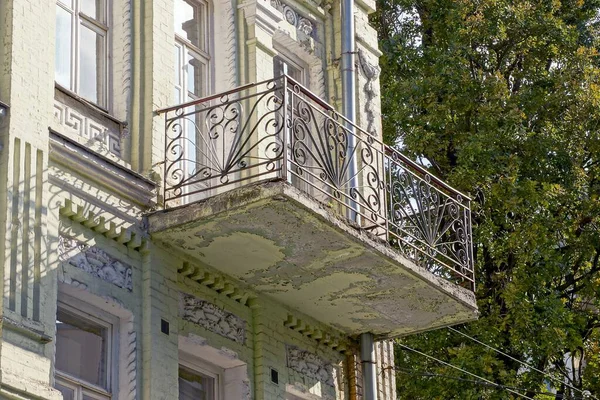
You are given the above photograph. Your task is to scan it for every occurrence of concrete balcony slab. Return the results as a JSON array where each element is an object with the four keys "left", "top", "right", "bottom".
[{"left": 147, "top": 180, "right": 478, "bottom": 339}]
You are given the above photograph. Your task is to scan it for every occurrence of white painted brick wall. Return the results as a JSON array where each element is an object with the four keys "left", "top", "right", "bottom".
[{"left": 1, "top": 0, "right": 395, "bottom": 398}]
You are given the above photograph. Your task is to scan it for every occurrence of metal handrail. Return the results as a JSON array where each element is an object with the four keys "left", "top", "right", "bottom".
[
  {"left": 160, "top": 75, "right": 475, "bottom": 290},
  {"left": 385, "top": 147, "right": 472, "bottom": 202}
]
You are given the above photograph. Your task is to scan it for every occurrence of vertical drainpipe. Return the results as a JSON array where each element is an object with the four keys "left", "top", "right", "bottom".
[
  {"left": 342, "top": 0, "right": 358, "bottom": 222},
  {"left": 361, "top": 332, "right": 377, "bottom": 400},
  {"left": 343, "top": 1, "right": 375, "bottom": 394}
]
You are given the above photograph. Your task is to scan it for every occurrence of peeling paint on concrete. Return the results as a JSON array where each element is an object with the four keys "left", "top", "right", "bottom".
[{"left": 149, "top": 181, "right": 478, "bottom": 338}]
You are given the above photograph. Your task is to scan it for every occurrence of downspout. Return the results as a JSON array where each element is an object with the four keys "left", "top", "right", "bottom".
[
  {"left": 233, "top": 0, "right": 240, "bottom": 86},
  {"left": 343, "top": 2, "right": 375, "bottom": 394},
  {"left": 341, "top": 0, "right": 358, "bottom": 222},
  {"left": 361, "top": 333, "right": 377, "bottom": 400}
]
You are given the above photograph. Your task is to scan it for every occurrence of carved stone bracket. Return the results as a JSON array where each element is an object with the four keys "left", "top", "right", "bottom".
[
  {"left": 59, "top": 235, "right": 133, "bottom": 291},
  {"left": 286, "top": 345, "right": 334, "bottom": 387},
  {"left": 271, "top": 0, "right": 316, "bottom": 37},
  {"left": 179, "top": 293, "right": 247, "bottom": 344}
]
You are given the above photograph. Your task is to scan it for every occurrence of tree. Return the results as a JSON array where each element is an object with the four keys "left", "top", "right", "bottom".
[{"left": 372, "top": 0, "right": 600, "bottom": 398}]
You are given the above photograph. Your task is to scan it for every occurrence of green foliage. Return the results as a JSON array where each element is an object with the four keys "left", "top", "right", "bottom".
[{"left": 372, "top": 0, "right": 600, "bottom": 398}]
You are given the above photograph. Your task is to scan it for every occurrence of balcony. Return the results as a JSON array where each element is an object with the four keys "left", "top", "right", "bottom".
[{"left": 148, "top": 76, "right": 477, "bottom": 338}]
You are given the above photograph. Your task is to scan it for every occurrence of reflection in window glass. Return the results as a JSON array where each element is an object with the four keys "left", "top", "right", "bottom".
[
  {"left": 179, "top": 366, "right": 215, "bottom": 400},
  {"left": 186, "top": 51, "right": 206, "bottom": 98},
  {"left": 54, "top": 0, "right": 108, "bottom": 107},
  {"left": 174, "top": 0, "right": 197, "bottom": 44},
  {"left": 175, "top": 45, "right": 182, "bottom": 84},
  {"left": 79, "top": 25, "right": 103, "bottom": 104},
  {"left": 55, "top": 383, "right": 75, "bottom": 400},
  {"left": 174, "top": 0, "right": 205, "bottom": 50},
  {"left": 55, "top": 308, "right": 108, "bottom": 388},
  {"left": 55, "top": 6, "right": 72, "bottom": 89},
  {"left": 174, "top": 0, "right": 211, "bottom": 189},
  {"left": 81, "top": 0, "right": 101, "bottom": 20}
]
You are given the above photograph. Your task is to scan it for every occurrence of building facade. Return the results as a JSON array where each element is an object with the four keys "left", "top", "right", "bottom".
[{"left": 0, "top": 0, "right": 477, "bottom": 399}]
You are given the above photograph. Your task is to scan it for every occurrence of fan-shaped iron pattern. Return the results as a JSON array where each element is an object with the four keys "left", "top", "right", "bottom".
[{"left": 162, "top": 76, "right": 474, "bottom": 291}]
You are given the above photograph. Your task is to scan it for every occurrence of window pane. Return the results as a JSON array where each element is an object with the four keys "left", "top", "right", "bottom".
[
  {"left": 81, "top": 0, "right": 102, "bottom": 20},
  {"left": 55, "top": 6, "right": 72, "bottom": 89},
  {"left": 175, "top": 44, "right": 182, "bottom": 86},
  {"left": 179, "top": 366, "right": 215, "bottom": 400},
  {"left": 55, "top": 382, "right": 75, "bottom": 400},
  {"left": 174, "top": 0, "right": 204, "bottom": 50},
  {"left": 58, "top": 0, "right": 73, "bottom": 9},
  {"left": 83, "top": 391, "right": 111, "bottom": 400},
  {"left": 186, "top": 51, "right": 206, "bottom": 98},
  {"left": 79, "top": 25, "right": 104, "bottom": 105},
  {"left": 273, "top": 56, "right": 305, "bottom": 84},
  {"left": 55, "top": 308, "right": 109, "bottom": 388}
]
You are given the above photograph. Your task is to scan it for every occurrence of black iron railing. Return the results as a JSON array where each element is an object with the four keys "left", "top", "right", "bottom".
[{"left": 158, "top": 76, "right": 474, "bottom": 290}]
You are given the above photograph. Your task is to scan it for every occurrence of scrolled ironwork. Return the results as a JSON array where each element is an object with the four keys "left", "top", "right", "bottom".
[
  {"left": 386, "top": 149, "right": 474, "bottom": 288},
  {"left": 160, "top": 75, "right": 474, "bottom": 291}
]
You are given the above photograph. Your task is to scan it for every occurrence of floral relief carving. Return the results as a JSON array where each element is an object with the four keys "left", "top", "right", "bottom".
[
  {"left": 270, "top": 0, "right": 316, "bottom": 38},
  {"left": 286, "top": 345, "right": 334, "bottom": 387},
  {"left": 179, "top": 293, "right": 246, "bottom": 344},
  {"left": 58, "top": 235, "right": 133, "bottom": 291},
  {"left": 283, "top": 5, "right": 297, "bottom": 25},
  {"left": 298, "top": 18, "right": 314, "bottom": 35}
]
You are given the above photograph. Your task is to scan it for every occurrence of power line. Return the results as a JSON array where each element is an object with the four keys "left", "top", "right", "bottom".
[
  {"left": 398, "top": 343, "right": 537, "bottom": 400},
  {"left": 447, "top": 326, "right": 596, "bottom": 400},
  {"left": 393, "top": 366, "right": 586, "bottom": 400}
]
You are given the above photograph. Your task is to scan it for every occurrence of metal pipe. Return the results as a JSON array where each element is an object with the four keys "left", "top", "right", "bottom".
[
  {"left": 341, "top": 0, "right": 358, "bottom": 222},
  {"left": 361, "top": 332, "right": 377, "bottom": 400}
]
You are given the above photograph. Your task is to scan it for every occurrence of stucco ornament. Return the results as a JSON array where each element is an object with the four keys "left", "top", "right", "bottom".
[
  {"left": 53, "top": 101, "right": 122, "bottom": 157},
  {"left": 286, "top": 345, "right": 334, "bottom": 387},
  {"left": 298, "top": 18, "right": 314, "bottom": 35},
  {"left": 59, "top": 235, "right": 133, "bottom": 291},
  {"left": 357, "top": 49, "right": 381, "bottom": 135},
  {"left": 271, "top": 0, "right": 315, "bottom": 38},
  {"left": 283, "top": 5, "right": 297, "bottom": 25},
  {"left": 179, "top": 293, "right": 246, "bottom": 344}
]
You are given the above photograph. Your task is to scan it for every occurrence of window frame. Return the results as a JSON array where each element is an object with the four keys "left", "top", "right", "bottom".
[
  {"left": 273, "top": 48, "right": 309, "bottom": 86},
  {"left": 173, "top": 0, "right": 214, "bottom": 198},
  {"left": 55, "top": 0, "right": 110, "bottom": 109},
  {"left": 178, "top": 354, "right": 224, "bottom": 400},
  {"left": 54, "top": 294, "right": 120, "bottom": 400},
  {"left": 174, "top": 0, "right": 212, "bottom": 103}
]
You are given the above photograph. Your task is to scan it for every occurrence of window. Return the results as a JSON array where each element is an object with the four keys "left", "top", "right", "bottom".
[
  {"left": 274, "top": 55, "right": 307, "bottom": 85},
  {"left": 173, "top": 0, "right": 212, "bottom": 192},
  {"left": 174, "top": 0, "right": 210, "bottom": 103},
  {"left": 55, "top": 0, "right": 108, "bottom": 107},
  {"left": 275, "top": 53, "right": 310, "bottom": 189},
  {"left": 179, "top": 361, "right": 220, "bottom": 400},
  {"left": 54, "top": 301, "right": 117, "bottom": 400}
]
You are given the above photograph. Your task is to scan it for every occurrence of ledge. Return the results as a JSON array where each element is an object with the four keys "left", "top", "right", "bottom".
[
  {"left": 148, "top": 179, "right": 478, "bottom": 339},
  {"left": 49, "top": 130, "right": 157, "bottom": 208},
  {"left": 1, "top": 311, "right": 52, "bottom": 344}
]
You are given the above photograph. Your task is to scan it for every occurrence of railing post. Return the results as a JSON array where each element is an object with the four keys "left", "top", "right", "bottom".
[
  {"left": 467, "top": 198, "right": 475, "bottom": 291},
  {"left": 282, "top": 76, "right": 288, "bottom": 182},
  {"left": 386, "top": 154, "right": 392, "bottom": 242},
  {"left": 163, "top": 112, "right": 168, "bottom": 207}
]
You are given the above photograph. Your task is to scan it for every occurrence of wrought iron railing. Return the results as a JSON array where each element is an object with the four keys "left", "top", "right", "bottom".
[{"left": 158, "top": 76, "right": 474, "bottom": 290}]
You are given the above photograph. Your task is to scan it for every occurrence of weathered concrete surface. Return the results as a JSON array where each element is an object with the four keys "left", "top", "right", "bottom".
[{"left": 148, "top": 180, "right": 478, "bottom": 339}]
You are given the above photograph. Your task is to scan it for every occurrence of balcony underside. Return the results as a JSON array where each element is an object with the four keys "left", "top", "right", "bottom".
[{"left": 148, "top": 180, "right": 477, "bottom": 339}]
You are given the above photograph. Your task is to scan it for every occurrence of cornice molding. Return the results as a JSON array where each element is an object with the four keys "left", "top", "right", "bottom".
[{"left": 49, "top": 129, "right": 157, "bottom": 208}]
